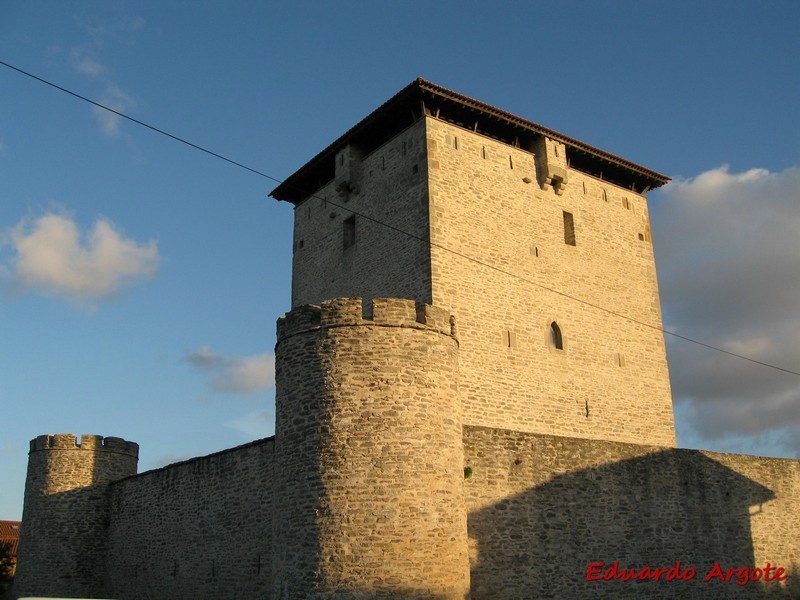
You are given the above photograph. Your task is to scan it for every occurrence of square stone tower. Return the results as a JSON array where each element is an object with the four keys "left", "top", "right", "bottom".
[{"left": 270, "top": 78, "right": 676, "bottom": 446}]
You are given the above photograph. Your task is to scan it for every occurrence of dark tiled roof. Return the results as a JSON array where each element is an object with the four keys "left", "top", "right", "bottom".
[
  {"left": 270, "top": 78, "right": 669, "bottom": 204},
  {"left": 0, "top": 520, "right": 21, "bottom": 556}
]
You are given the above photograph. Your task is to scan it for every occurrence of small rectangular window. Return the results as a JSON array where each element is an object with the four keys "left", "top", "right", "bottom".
[
  {"left": 343, "top": 215, "right": 356, "bottom": 250},
  {"left": 563, "top": 211, "right": 576, "bottom": 246}
]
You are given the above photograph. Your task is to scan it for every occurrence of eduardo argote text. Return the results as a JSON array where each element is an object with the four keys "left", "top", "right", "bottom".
[{"left": 587, "top": 561, "right": 788, "bottom": 587}]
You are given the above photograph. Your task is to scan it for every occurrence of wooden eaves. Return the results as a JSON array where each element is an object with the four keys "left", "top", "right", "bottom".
[{"left": 269, "top": 78, "right": 670, "bottom": 204}]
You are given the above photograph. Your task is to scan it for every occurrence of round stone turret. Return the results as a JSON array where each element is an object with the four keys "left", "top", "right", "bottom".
[
  {"left": 272, "top": 298, "right": 470, "bottom": 598},
  {"left": 14, "top": 433, "right": 138, "bottom": 599}
]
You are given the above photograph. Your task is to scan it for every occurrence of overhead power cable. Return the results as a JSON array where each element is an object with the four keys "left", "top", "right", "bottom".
[
  {"left": 0, "top": 59, "right": 280, "bottom": 183},
  {"left": 2, "top": 58, "right": 798, "bottom": 378}
]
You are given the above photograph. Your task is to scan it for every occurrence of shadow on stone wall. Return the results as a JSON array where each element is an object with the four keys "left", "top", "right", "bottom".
[
  {"left": 13, "top": 438, "right": 129, "bottom": 600},
  {"left": 104, "top": 439, "right": 274, "bottom": 600},
  {"left": 276, "top": 587, "right": 464, "bottom": 600},
  {"left": 469, "top": 449, "right": 798, "bottom": 599}
]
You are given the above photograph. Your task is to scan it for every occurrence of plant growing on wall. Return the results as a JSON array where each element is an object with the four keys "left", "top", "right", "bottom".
[{"left": 0, "top": 542, "right": 13, "bottom": 581}]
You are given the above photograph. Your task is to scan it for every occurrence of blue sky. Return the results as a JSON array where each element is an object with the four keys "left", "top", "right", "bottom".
[{"left": 1, "top": 1, "right": 798, "bottom": 520}]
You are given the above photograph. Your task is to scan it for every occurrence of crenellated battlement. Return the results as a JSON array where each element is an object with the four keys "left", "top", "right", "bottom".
[
  {"left": 276, "top": 297, "right": 456, "bottom": 343},
  {"left": 29, "top": 433, "right": 139, "bottom": 458}
]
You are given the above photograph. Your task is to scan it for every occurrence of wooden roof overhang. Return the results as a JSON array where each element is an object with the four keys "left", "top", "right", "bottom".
[{"left": 270, "top": 78, "right": 670, "bottom": 204}]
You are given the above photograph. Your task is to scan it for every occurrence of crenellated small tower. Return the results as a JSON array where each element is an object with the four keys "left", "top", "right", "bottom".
[{"left": 14, "top": 433, "right": 138, "bottom": 599}]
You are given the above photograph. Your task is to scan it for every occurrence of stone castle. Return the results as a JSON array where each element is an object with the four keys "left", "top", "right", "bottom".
[{"left": 13, "top": 79, "right": 799, "bottom": 599}]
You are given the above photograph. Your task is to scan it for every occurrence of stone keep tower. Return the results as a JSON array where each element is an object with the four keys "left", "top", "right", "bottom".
[
  {"left": 270, "top": 78, "right": 676, "bottom": 447},
  {"left": 14, "top": 434, "right": 139, "bottom": 599}
]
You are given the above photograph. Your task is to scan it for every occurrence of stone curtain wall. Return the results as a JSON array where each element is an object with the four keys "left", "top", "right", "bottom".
[
  {"left": 273, "top": 298, "right": 470, "bottom": 598},
  {"left": 463, "top": 426, "right": 799, "bottom": 599},
  {"left": 426, "top": 117, "right": 676, "bottom": 446},
  {"left": 291, "top": 119, "right": 432, "bottom": 309},
  {"left": 14, "top": 434, "right": 138, "bottom": 599},
  {"left": 15, "top": 426, "right": 797, "bottom": 599},
  {"left": 105, "top": 438, "right": 274, "bottom": 600}
]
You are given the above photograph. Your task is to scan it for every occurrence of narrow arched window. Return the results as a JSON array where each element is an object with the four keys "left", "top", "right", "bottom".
[{"left": 549, "top": 322, "right": 563, "bottom": 350}]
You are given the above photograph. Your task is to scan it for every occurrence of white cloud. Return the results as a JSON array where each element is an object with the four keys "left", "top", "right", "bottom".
[
  {"left": 124, "top": 16, "right": 146, "bottom": 31},
  {"left": 186, "top": 345, "right": 220, "bottom": 368},
  {"left": 68, "top": 12, "right": 144, "bottom": 139},
  {"left": 148, "top": 453, "right": 195, "bottom": 469},
  {"left": 83, "top": 14, "right": 146, "bottom": 41},
  {"left": 76, "top": 55, "right": 106, "bottom": 77},
  {"left": 186, "top": 346, "right": 275, "bottom": 395},
  {"left": 0, "top": 444, "right": 21, "bottom": 457},
  {"left": 2, "top": 211, "right": 159, "bottom": 303},
  {"left": 222, "top": 354, "right": 276, "bottom": 393},
  {"left": 187, "top": 346, "right": 275, "bottom": 440},
  {"left": 651, "top": 165, "right": 800, "bottom": 457},
  {"left": 70, "top": 49, "right": 106, "bottom": 78},
  {"left": 93, "top": 83, "right": 137, "bottom": 137},
  {"left": 226, "top": 409, "right": 274, "bottom": 439}
]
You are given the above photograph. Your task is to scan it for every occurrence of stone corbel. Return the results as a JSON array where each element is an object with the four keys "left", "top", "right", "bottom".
[{"left": 533, "top": 136, "right": 569, "bottom": 195}]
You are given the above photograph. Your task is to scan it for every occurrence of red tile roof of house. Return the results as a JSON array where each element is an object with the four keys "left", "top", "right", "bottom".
[{"left": 0, "top": 520, "right": 21, "bottom": 556}]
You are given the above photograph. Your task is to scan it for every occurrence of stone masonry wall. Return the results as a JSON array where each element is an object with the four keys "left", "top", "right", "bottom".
[
  {"left": 16, "top": 420, "right": 797, "bottom": 599},
  {"left": 290, "top": 114, "right": 675, "bottom": 445},
  {"left": 427, "top": 117, "right": 676, "bottom": 446},
  {"left": 273, "top": 298, "right": 470, "bottom": 598},
  {"left": 291, "top": 119, "right": 432, "bottom": 308},
  {"left": 464, "top": 426, "right": 799, "bottom": 598},
  {"left": 105, "top": 438, "right": 274, "bottom": 600},
  {"left": 14, "top": 434, "right": 138, "bottom": 599}
]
